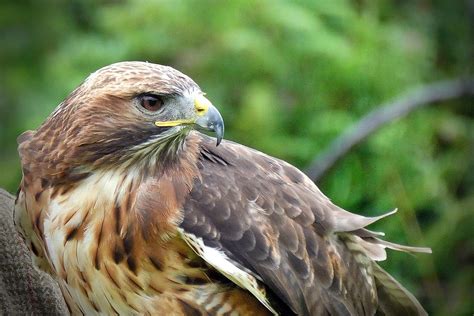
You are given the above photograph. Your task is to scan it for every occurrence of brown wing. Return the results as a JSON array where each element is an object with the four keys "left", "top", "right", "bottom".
[{"left": 181, "top": 134, "right": 423, "bottom": 315}]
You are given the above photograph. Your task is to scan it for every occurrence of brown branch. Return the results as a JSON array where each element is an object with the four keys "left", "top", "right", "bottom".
[{"left": 304, "top": 78, "right": 474, "bottom": 183}]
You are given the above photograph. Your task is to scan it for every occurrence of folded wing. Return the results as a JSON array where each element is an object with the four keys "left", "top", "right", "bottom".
[{"left": 180, "top": 134, "right": 430, "bottom": 315}]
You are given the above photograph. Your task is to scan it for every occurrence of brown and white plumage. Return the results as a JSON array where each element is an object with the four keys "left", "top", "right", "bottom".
[{"left": 15, "top": 61, "right": 430, "bottom": 315}]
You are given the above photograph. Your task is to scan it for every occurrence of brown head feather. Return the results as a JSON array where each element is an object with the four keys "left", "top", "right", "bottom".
[{"left": 18, "top": 62, "right": 201, "bottom": 188}]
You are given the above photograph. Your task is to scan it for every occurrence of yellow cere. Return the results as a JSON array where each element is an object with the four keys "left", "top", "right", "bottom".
[
  {"left": 194, "top": 94, "right": 211, "bottom": 116},
  {"left": 155, "top": 95, "right": 212, "bottom": 127}
]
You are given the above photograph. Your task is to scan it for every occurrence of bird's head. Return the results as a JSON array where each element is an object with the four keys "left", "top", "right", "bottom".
[
  {"left": 22, "top": 61, "right": 224, "bottom": 176},
  {"left": 29, "top": 62, "right": 224, "bottom": 169}
]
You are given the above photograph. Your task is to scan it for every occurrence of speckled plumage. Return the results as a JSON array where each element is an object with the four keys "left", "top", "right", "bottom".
[{"left": 15, "top": 61, "right": 430, "bottom": 315}]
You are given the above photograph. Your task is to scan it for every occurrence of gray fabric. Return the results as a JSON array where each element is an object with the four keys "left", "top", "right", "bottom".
[{"left": 0, "top": 189, "right": 68, "bottom": 315}]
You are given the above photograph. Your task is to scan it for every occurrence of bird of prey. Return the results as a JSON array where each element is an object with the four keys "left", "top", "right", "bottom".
[{"left": 15, "top": 61, "right": 431, "bottom": 315}]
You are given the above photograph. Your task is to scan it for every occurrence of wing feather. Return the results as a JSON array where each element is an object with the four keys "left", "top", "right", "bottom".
[
  {"left": 178, "top": 229, "right": 278, "bottom": 315},
  {"left": 180, "top": 134, "right": 429, "bottom": 315}
]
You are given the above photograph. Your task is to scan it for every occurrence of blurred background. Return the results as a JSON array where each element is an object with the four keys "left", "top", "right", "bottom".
[{"left": 0, "top": 1, "right": 472, "bottom": 314}]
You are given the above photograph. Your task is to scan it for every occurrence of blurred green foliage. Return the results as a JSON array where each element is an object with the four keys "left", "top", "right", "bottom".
[{"left": 0, "top": 1, "right": 472, "bottom": 314}]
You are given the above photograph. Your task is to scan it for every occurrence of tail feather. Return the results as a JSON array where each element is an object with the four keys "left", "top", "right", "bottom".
[
  {"left": 332, "top": 208, "right": 398, "bottom": 233},
  {"left": 372, "top": 263, "right": 428, "bottom": 316},
  {"left": 339, "top": 208, "right": 430, "bottom": 315},
  {"left": 371, "top": 238, "right": 432, "bottom": 254},
  {"left": 346, "top": 210, "right": 432, "bottom": 262}
]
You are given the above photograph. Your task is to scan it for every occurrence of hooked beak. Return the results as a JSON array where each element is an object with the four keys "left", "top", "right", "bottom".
[
  {"left": 193, "top": 95, "right": 225, "bottom": 146},
  {"left": 154, "top": 94, "right": 224, "bottom": 146}
]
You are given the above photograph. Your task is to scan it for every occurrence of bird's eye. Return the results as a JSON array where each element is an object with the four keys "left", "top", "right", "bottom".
[{"left": 140, "top": 95, "right": 163, "bottom": 112}]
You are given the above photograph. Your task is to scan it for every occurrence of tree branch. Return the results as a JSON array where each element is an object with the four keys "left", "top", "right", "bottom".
[{"left": 305, "top": 78, "right": 474, "bottom": 183}]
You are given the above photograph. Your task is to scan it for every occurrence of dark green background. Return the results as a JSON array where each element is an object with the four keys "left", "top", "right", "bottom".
[{"left": 1, "top": 1, "right": 472, "bottom": 315}]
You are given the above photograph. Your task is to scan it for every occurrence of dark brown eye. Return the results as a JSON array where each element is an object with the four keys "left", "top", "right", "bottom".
[{"left": 140, "top": 95, "right": 163, "bottom": 112}]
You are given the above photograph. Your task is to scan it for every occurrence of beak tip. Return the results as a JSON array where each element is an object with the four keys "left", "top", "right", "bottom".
[
  {"left": 193, "top": 100, "right": 225, "bottom": 146},
  {"left": 215, "top": 121, "right": 224, "bottom": 146}
]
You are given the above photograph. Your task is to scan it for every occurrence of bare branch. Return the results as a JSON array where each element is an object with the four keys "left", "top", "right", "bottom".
[{"left": 305, "top": 78, "right": 474, "bottom": 183}]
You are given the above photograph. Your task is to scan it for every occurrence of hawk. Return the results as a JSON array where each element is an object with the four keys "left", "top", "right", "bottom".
[{"left": 15, "top": 61, "right": 430, "bottom": 315}]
